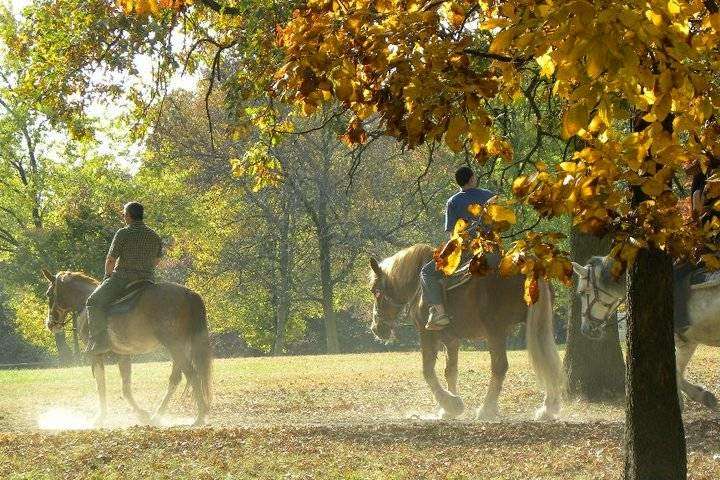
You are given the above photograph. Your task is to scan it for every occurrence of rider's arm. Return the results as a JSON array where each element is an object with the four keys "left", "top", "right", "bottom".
[
  {"left": 692, "top": 189, "right": 705, "bottom": 219},
  {"left": 105, "top": 229, "right": 124, "bottom": 278},
  {"left": 691, "top": 172, "right": 707, "bottom": 220},
  {"left": 444, "top": 200, "right": 456, "bottom": 235},
  {"left": 105, "top": 256, "right": 117, "bottom": 278}
]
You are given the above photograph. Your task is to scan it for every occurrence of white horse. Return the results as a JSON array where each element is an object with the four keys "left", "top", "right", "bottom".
[{"left": 573, "top": 256, "right": 720, "bottom": 410}]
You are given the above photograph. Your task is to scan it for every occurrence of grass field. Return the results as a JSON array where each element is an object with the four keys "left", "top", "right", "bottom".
[{"left": 0, "top": 348, "right": 719, "bottom": 479}]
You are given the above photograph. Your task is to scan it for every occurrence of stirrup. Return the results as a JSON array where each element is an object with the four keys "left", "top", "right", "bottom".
[
  {"left": 85, "top": 335, "right": 111, "bottom": 355},
  {"left": 425, "top": 311, "right": 451, "bottom": 331}
]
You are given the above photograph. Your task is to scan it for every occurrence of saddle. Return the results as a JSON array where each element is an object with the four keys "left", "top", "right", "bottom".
[
  {"left": 441, "top": 253, "right": 501, "bottom": 292},
  {"left": 442, "top": 263, "right": 473, "bottom": 292},
  {"left": 107, "top": 279, "right": 154, "bottom": 316}
]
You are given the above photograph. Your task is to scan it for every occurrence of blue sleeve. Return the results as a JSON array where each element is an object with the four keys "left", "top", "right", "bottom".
[{"left": 444, "top": 200, "right": 456, "bottom": 232}]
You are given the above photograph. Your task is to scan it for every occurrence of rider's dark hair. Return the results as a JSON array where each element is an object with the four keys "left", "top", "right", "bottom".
[
  {"left": 124, "top": 202, "right": 144, "bottom": 221},
  {"left": 455, "top": 166, "right": 474, "bottom": 187}
]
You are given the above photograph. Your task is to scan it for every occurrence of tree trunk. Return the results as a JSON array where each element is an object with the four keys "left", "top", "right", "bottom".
[
  {"left": 272, "top": 206, "right": 292, "bottom": 355},
  {"left": 318, "top": 229, "right": 340, "bottom": 354},
  {"left": 624, "top": 246, "right": 686, "bottom": 479},
  {"left": 564, "top": 229, "right": 625, "bottom": 400}
]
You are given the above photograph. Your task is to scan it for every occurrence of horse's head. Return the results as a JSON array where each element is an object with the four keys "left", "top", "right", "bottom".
[
  {"left": 42, "top": 269, "right": 65, "bottom": 333},
  {"left": 572, "top": 258, "right": 623, "bottom": 340},
  {"left": 41, "top": 269, "right": 80, "bottom": 334},
  {"left": 369, "top": 257, "right": 404, "bottom": 340}
]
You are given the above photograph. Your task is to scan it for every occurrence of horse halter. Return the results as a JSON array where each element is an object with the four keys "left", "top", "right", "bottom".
[
  {"left": 46, "top": 278, "right": 76, "bottom": 331},
  {"left": 581, "top": 262, "right": 624, "bottom": 333},
  {"left": 371, "top": 277, "right": 412, "bottom": 331}
]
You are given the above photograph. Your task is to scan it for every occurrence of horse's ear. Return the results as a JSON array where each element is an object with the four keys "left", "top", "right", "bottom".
[
  {"left": 370, "top": 257, "right": 383, "bottom": 276},
  {"left": 571, "top": 262, "right": 588, "bottom": 277},
  {"left": 41, "top": 268, "right": 55, "bottom": 283}
]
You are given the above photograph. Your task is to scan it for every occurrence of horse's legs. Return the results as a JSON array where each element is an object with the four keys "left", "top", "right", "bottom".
[
  {"left": 152, "top": 362, "right": 183, "bottom": 423},
  {"left": 421, "top": 333, "right": 464, "bottom": 418},
  {"left": 477, "top": 331, "right": 508, "bottom": 420},
  {"left": 118, "top": 356, "right": 151, "bottom": 424},
  {"left": 444, "top": 338, "right": 460, "bottom": 395},
  {"left": 166, "top": 347, "right": 207, "bottom": 426},
  {"left": 676, "top": 337, "right": 718, "bottom": 410},
  {"left": 91, "top": 356, "right": 107, "bottom": 427}
]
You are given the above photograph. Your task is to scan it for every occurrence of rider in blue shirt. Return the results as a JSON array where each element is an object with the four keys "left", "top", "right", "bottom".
[{"left": 420, "top": 166, "right": 494, "bottom": 330}]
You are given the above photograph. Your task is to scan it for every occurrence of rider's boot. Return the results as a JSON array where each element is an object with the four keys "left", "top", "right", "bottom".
[
  {"left": 425, "top": 305, "right": 451, "bottom": 331},
  {"left": 85, "top": 306, "right": 111, "bottom": 355}
]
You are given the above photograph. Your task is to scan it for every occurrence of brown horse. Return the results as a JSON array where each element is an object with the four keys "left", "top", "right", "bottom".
[
  {"left": 41, "top": 269, "right": 212, "bottom": 427},
  {"left": 369, "top": 244, "right": 563, "bottom": 420}
]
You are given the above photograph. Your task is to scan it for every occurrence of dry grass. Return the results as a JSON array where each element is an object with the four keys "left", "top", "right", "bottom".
[{"left": 0, "top": 347, "right": 718, "bottom": 479}]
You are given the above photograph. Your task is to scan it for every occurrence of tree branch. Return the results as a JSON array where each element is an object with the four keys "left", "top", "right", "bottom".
[{"left": 199, "top": 0, "right": 245, "bottom": 15}]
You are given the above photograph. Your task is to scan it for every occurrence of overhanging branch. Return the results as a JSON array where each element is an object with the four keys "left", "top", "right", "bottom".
[{"left": 199, "top": 0, "right": 245, "bottom": 15}]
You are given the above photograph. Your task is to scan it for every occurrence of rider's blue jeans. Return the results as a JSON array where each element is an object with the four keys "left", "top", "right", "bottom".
[{"left": 420, "top": 260, "right": 444, "bottom": 306}]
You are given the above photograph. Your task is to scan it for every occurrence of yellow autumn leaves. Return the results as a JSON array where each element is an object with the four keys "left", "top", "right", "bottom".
[{"left": 116, "top": 0, "right": 191, "bottom": 15}]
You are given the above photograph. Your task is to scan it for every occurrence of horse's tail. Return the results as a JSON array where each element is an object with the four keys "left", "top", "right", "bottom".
[
  {"left": 188, "top": 291, "right": 213, "bottom": 408},
  {"left": 526, "top": 279, "right": 564, "bottom": 419}
]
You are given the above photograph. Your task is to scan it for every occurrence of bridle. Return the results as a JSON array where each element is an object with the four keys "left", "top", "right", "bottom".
[
  {"left": 371, "top": 277, "right": 420, "bottom": 331},
  {"left": 46, "top": 279, "right": 79, "bottom": 332},
  {"left": 580, "top": 262, "right": 624, "bottom": 334}
]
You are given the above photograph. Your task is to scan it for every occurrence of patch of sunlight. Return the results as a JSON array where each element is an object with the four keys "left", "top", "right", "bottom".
[
  {"left": 158, "top": 415, "right": 196, "bottom": 427},
  {"left": 405, "top": 410, "right": 443, "bottom": 421},
  {"left": 37, "top": 408, "right": 92, "bottom": 430}
]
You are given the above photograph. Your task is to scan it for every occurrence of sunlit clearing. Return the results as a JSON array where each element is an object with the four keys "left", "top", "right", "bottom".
[
  {"left": 158, "top": 415, "right": 196, "bottom": 427},
  {"left": 405, "top": 410, "right": 443, "bottom": 421},
  {"left": 37, "top": 408, "right": 92, "bottom": 430}
]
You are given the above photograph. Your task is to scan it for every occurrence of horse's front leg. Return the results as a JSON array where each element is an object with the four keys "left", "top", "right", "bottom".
[
  {"left": 421, "top": 333, "right": 464, "bottom": 418},
  {"left": 444, "top": 337, "right": 460, "bottom": 395},
  {"left": 676, "top": 337, "right": 718, "bottom": 410},
  {"left": 91, "top": 356, "right": 108, "bottom": 427},
  {"left": 477, "top": 331, "right": 508, "bottom": 420},
  {"left": 118, "top": 356, "right": 152, "bottom": 424}
]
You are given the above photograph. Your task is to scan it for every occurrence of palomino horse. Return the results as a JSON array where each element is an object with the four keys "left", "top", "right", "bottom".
[
  {"left": 41, "top": 269, "right": 212, "bottom": 426},
  {"left": 573, "top": 256, "right": 719, "bottom": 410},
  {"left": 369, "top": 244, "right": 564, "bottom": 420}
]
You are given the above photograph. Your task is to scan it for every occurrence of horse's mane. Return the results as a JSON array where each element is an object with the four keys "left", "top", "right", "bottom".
[
  {"left": 57, "top": 271, "right": 100, "bottom": 286},
  {"left": 372, "top": 244, "right": 434, "bottom": 298}
]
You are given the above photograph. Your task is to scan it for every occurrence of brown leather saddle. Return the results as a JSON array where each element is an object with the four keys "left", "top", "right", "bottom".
[{"left": 107, "top": 280, "right": 154, "bottom": 315}]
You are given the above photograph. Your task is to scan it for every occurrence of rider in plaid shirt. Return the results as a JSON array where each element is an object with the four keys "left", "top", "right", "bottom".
[{"left": 84, "top": 202, "right": 162, "bottom": 354}]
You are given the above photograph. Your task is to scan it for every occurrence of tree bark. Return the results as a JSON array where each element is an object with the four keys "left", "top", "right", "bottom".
[
  {"left": 624, "top": 246, "right": 685, "bottom": 479},
  {"left": 272, "top": 205, "right": 292, "bottom": 355},
  {"left": 317, "top": 212, "right": 340, "bottom": 354},
  {"left": 564, "top": 229, "right": 625, "bottom": 400}
]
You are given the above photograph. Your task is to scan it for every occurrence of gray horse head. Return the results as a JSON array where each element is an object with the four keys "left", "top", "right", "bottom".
[{"left": 572, "top": 256, "right": 625, "bottom": 340}]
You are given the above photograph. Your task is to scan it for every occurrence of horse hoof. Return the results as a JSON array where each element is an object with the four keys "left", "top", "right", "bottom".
[
  {"left": 534, "top": 405, "right": 558, "bottom": 422},
  {"left": 136, "top": 410, "right": 152, "bottom": 425},
  {"left": 703, "top": 391, "right": 719, "bottom": 410},
  {"left": 92, "top": 414, "right": 107, "bottom": 428},
  {"left": 192, "top": 417, "right": 206, "bottom": 427},
  {"left": 439, "top": 394, "right": 465, "bottom": 417},
  {"left": 476, "top": 406, "right": 500, "bottom": 420}
]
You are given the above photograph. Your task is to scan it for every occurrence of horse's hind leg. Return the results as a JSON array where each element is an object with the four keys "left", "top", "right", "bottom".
[
  {"left": 676, "top": 337, "right": 718, "bottom": 410},
  {"left": 421, "top": 333, "right": 464, "bottom": 418},
  {"left": 152, "top": 362, "right": 183, "bottom": 424},
  {"left": 91, "top": 356, "right": 108, "bottom": 427},
  {"left": 118, "top": 356, "right": 151, "bottom": 425},
  {"left": 444, "top": 338, "right": 460, "bottom": 395},
  {"left": 477, "top": 330, "right": 508, "bottom": 420},
  {"left": 166, "top": 348, "right": 207, "bottom": 426}
]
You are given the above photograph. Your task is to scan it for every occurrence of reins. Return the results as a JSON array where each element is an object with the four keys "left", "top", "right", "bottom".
[{"left": 584, "top": 262, "right": 624, "bottom": 329}]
